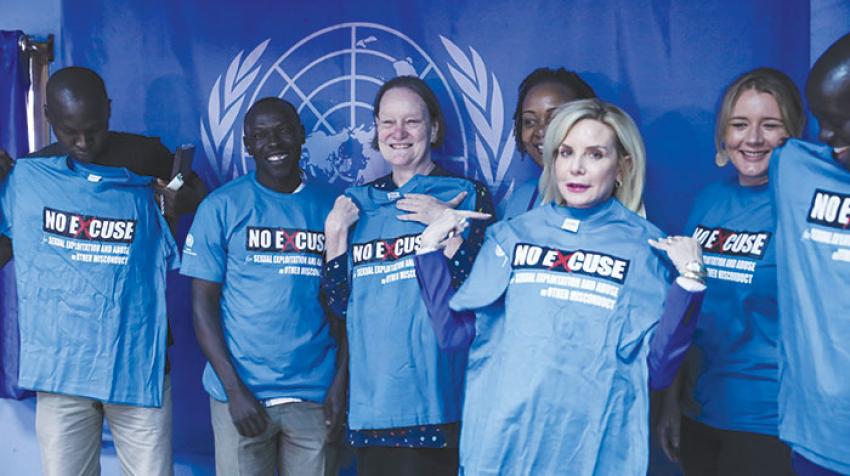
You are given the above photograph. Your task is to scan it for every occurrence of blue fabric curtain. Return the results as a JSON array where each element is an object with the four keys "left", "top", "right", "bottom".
[{"left": 0, "top": 29, "right": 32, "bottom": 400}]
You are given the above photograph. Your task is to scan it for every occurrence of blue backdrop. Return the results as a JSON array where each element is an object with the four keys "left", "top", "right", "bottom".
[
  {"left": 58, "top": 1, "right": 812, "bottom": 236},
  {"left": 0, "top": 0, "right": 835, "bottom": 474}
]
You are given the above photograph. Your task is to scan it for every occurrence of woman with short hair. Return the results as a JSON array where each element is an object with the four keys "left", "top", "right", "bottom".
[{"left": 322, "top": 75, "right": 493, "bottom": 476}]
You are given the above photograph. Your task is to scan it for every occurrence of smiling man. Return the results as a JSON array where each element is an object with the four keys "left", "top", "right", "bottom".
[
  {"left": 180, "top": 98, "right": 343, "bottom": 475},
  {"left": 770, "top": 32, "right": 850, "bottom": 476}
]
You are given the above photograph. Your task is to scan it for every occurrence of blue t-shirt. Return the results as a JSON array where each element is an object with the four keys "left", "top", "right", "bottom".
[
  {"left": 497, "top": 177, "right": 542, "bottom": 220},
  {"left": 771, "top": 139, "right": 850, "bottom": 474},
  {"left": 450, "top": 199, "right": 671, "bottom": 475},
  {"left": 0, "top": 156, "right": 178, "bottom": 407},
  {"left": 344, "top": 174, "right": 477, "bottom": 430},
  {"left": 180, "top": 173, "right": 337, "bottom": 403},
  {"left": 680, "top": 178, "right": 778, "bottom": 435}
]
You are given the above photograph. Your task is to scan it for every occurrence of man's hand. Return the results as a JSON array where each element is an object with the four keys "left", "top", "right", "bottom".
[
  {"left": 0, "top": 149, "right": 13, "bottom": 181},
  {"left": 193, "top": 280, "right": 268, "bottom": 438},
  {"left": 153, "top": 172, "right": 207, "bottom": 219},
  {"left": 228, "top": 385, "right": 269, "bottom": 438}
]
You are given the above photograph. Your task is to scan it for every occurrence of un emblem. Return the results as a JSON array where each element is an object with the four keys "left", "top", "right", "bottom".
[{"left": 202, "top": 22, "right": 516, "bottom": 193}]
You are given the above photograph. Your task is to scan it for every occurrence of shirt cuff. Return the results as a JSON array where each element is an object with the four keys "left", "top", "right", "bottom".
[{"left": 324, "top": 255, "right": 348, "bottom": 284}]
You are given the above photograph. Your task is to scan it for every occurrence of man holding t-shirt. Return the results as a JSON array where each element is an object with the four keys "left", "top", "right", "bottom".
[
  {"left": 771, "top": 33, "right": 850, "bottom": 475},
  {"left": 0, "top": 66, "right": 181, "bottom": 476},
  {"left": 181, "top": 97, "right": 342, "bottom": 475}
]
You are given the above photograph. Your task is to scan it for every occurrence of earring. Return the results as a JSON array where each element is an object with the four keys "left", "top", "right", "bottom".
[{"left": 715, "top": 152, "right": 729, "bottom": 167}]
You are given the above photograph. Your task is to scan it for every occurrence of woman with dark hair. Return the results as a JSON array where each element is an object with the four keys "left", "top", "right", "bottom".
[
  {"left": 413, "top": 98, "right": 706, "bottom": 474},
  {"left": 657, "top": 67, "right": 804, "bottom": 475},
  {"left": 500, "top": 67, "right": 596, "bottom": 219},
  {"left": 322, "top": 75, "right": 493, "bottom": 476}
]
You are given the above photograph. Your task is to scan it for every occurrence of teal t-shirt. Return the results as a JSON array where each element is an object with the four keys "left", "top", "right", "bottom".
[
  {"left": 771, "top": 139, "right": 850, "bottom": 474},
  {"left": 344, "top": 174, "right": 477, "bottom": 430},
  {"left": 0, "top": 156, "right": 178, "bottom": 407},
  {"left": 180, "top": 173, "right": 337, "bottom": 403},
  {"left": 451, "top": 199, "right": 670, "bottom": 475},
  {"left": 497, "top": 177, "right": 542, "bottom": 220},
  {"left": 681, "top": 178, "right": 779, "bottom": 435}
]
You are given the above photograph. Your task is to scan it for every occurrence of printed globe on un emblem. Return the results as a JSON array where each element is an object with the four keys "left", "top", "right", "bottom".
[{"left": 202, "top": 22, "right": 517, "bottom": 196}]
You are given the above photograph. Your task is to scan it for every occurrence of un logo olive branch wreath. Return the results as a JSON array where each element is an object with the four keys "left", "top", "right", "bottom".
[
  {"left": 201, "top": 28, "right": 516, "bottom": 192},
  {"left": 201, "top": 39, "right": 270, "bottom": 183},
  {"left": 440, "top": 36, "right": 515, "bottom": 190}
]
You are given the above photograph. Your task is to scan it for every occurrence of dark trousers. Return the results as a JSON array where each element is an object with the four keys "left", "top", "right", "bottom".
[
  {"left": 680, "top": 416, "right": 794, "bottom": 476},
  {"left": 355, "top": 446, "right": 459, "bottom": 476}
]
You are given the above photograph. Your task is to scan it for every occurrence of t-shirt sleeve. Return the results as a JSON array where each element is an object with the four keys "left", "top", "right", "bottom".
[
  {"left": 449, "top": 226, "right": 513, "bottom": 311},
  {"left": 157, "top": 209, "right": 181, "bottom": 271},
  {"left": 617, "top": 243, "right": 672, "bottom": 360},
  {"left": 179, "top": 198, "right": 226, "bottom": 282}
]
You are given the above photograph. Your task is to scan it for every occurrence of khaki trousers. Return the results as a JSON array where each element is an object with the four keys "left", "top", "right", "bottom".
[
  {"left": 36, "top": 377, "right": 173, "bottom": 476},
  {"left": 210, "top": 397, "right": 332, "bottom": 476}
]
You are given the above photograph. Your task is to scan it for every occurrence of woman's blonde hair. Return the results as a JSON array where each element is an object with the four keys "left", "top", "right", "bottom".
[
  {"left": 539, "top": 98, "right": 646, "bottom": 215},
  {"left": 714, "top": 67, "right": 804, "bottom": 166}
]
